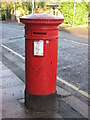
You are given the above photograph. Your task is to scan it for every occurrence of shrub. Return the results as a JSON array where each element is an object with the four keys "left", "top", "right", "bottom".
[{"left": 58, "top": 2, "right": 88, "bottom": 25}]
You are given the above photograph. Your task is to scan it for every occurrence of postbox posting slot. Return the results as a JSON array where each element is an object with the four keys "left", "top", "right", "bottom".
[{"left": 33, "top": 32, "right": 46, "bottom": 36}]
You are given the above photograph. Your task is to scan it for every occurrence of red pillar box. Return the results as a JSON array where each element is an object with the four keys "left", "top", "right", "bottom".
[{"left": 20, "top": 14, "right": 64, "bottom": 112}]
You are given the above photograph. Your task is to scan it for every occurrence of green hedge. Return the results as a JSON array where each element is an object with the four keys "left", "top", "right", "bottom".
[
  {"left": 58, "top": 2, "right": 88, "bottom": 25},
  {"left": 1, "top": 1, "right": 88, "bottom": 25}
]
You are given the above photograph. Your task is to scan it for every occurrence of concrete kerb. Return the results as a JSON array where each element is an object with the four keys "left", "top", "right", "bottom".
[
  {"left": 2, "top": 44, "right": 89, "bottom": 118},
  {"left": 2, "top": 44, "right": 25, "bottom": 71}
]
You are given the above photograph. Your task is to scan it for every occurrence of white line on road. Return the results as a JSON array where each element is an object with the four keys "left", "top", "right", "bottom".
[
  {"left": 1, "top": 44, "right": 25, "bottom": 60},
  {"left": 1, "top": 44, "right": 90, "bottom": 99},
  {"left": 63, "top": 38, "right": 88, "bottom": 46}
]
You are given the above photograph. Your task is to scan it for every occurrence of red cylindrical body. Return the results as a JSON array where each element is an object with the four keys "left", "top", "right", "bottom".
[
  {"left": 20, "top": 14, "right": 64, "bottom": 111},
  {"left": 25, "top": 25, "right": 59, "bottom": 95}
]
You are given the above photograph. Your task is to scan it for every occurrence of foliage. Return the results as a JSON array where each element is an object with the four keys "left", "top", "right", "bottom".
[
  {"left": 1, "top": 2, "right": 32, "bottom": 20},
  {"left": 37, "top": 2, "right": 46, "bottom": 8},
  {"left": 58, "top": 2, "right": 88, "bottom": 25},
  {"left": 1, "top": 1, "right": 88, "bottom": 26}
]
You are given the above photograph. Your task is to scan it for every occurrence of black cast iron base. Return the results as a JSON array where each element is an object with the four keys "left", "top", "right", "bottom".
[{"left": 25, "top": 90, "right": 58, "bottom": 112}]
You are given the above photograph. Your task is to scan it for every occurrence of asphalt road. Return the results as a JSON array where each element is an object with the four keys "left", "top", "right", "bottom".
[{"left": 1, "top": 22, "right": 88, "bottom": 99}]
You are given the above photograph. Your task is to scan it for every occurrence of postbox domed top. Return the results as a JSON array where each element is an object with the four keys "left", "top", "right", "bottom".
[{"left": 20, "top": 14, "right": 64, "bottom": 25}]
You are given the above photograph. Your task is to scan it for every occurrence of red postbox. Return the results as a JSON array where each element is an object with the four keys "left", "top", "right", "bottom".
[{"left": 20, "top": 14, "right": 64, "bottom": 112}]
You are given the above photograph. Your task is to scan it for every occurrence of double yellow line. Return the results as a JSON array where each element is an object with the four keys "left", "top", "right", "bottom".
[{"left": 57, "top": 76, "right": 90, "bottom": 99}]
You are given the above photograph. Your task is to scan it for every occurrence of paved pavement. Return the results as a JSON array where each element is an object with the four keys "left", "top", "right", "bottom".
[{"left": 0, "top": 61, "right": 88, "bottom": 119}]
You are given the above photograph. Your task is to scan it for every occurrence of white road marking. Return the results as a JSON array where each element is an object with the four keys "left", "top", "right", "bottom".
[
  {"left": 1, "top": 44, "right": 89, "bottom": 98},
  {"left": 1, "top": 44, "right": 25, "bottom": 60},
  {"left": 63, "top": 38, "right": 88, "bottom": 46}
]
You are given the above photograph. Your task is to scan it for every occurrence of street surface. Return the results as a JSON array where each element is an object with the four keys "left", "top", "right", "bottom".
[{"left": 1, "top": 22, "right": 88, "bottom": 103}]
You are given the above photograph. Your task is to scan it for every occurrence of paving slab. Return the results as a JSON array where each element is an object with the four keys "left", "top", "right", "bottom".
[
  {"left": 2, "top": 85, "right": 25, "bottom": 103},
  {"left": 2, "top": 64, "right": 8, "bottom": 70},
  {"left": 0, "top": 46, "right": 2, "bottom": 61},
  {"left": 0, "top": 87, "right": 2, "bottom": 104},
  {"left": 2, "top": 74, "right": 24, "bottom": 89},
  {"left": 1, "top": 63, "right": 24, "bottom": 86},
  {"left": 1, "top": 69, "right": 14, "bottom": 78},
  {"left": 2, "top": 55, "right": 25, "bottom": 82},
  {"left": 56, "top": 86, "right": 71, "bottom": 97},
  {"left": 2, "top": 100, "right": 33, "bottom": 118},
  {"left": 62, "top": 96, "right": 89, "bottom": 118},
  {"left": 57, "top": 98, "right": 83, "bottom": 118},
  {"left": 0, "top": 62, "right": 2, "bottom": 107},
  {"left": 2, "top": 99, "right": 62, "bottom": 118},
  {"left": 0, "top": 108, "right": 2, "bottom": 120}
]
